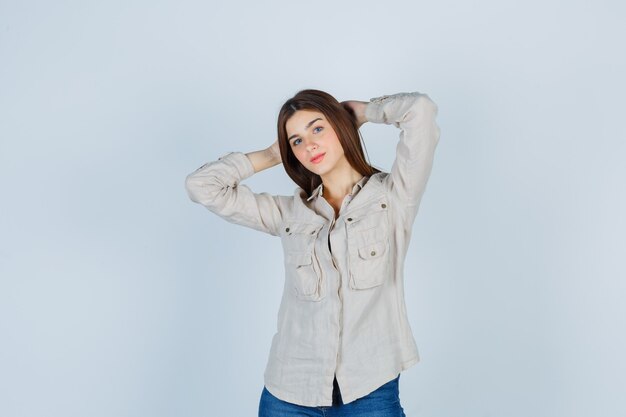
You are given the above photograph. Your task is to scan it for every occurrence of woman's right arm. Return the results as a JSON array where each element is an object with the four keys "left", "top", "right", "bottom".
[
  {"left": 185, "top": 140, "right": 289, "bottom": 237},
  {"left": 245, "top": 139, "right": 281, "bottom": 173}
]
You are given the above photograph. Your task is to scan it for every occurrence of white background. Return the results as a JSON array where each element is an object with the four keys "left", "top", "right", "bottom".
[{"left": 1, "top": 1, "right": 625, "bottom": 416}]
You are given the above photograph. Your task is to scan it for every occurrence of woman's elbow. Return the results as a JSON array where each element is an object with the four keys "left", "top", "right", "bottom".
[{"left": 185, "top": 172, "right": 209, "bottom": 204}]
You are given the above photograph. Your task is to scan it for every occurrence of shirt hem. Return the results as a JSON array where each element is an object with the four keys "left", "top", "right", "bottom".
[
  {"left": 340, "top": 355, "right": 420, "bottom": 405},
  {"left": 263, "top": 355, "right": 421, "bottom": 407}
]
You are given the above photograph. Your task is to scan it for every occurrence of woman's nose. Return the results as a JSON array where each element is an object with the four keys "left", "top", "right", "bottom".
[{"left": 305, "top": 140, "right": 318, "bottom": 151}]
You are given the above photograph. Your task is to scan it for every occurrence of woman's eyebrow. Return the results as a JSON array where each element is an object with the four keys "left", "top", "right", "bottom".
[{"left": 288, "top": 118, "right": 323, "bottom": 141}]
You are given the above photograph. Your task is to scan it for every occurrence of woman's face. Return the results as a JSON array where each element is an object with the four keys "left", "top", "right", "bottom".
[{"left": 285, "top": 109, "right": 346, "bottom": 176}]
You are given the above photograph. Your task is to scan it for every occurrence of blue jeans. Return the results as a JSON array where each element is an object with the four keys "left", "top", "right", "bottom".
[{"left": 258, "top": 374, "right": 407, "bottom": 416}]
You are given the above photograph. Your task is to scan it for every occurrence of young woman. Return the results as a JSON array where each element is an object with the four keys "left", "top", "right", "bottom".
[{"left": 185, "top": 90, "right": 441, "bottom": 416}]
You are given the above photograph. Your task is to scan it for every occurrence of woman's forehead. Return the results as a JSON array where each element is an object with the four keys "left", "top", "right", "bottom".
[{"left": 286, "top": 110, "right": 326, "bottom": 134}]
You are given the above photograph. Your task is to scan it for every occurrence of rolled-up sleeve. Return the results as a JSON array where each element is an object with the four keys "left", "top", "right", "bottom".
[
  {"left": 365, "top": 92, "right": 441, "bottom": 222},
  {"left": 185, "top": 151, "right": 288, "bottom": 236}
]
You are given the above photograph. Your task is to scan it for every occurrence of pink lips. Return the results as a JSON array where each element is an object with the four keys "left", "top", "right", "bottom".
[{"left": 310, "top": 153, "right": 326, "bottom": 164}]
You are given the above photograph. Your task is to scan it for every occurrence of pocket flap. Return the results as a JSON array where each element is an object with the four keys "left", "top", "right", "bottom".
[
  {"left": 357, "top": 241, "right": 387, "bottom": 260},
  {"left": 285, "top": 221, "right": 323, "bottom": 235},
  {"left": 285, "top": 251, "right": 313, "bottom": 266}
]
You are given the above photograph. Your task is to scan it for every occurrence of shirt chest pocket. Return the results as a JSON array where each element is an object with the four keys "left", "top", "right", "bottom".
[
  {"left": 282, "top": 221, "right": 325, "bottom": 301},
  {"left": 345, "top": 198, "right": 391, "bottom": 290}
]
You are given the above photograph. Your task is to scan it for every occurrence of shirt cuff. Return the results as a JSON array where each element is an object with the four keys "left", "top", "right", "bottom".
[
  {"left": 365, "top": 94, "right": 394, "bottom": 123},
  {"left": 364, "top": 101, "right": 385, "bottom": 124},
  {"left": 217, "top": 151, "right": 256, "bottom": 180},
  {"left": 364, "top": 92, "right": 422, "bottom": 124}
]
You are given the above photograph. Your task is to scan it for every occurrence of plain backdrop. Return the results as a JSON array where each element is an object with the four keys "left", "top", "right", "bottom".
[{"left": 1, "top": 1, "right": 625, "bottom": 416}]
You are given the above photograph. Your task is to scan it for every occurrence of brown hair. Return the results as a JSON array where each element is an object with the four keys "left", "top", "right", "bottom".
[{"left": 277, "top": 89, "right": 381, "bottom": 196}]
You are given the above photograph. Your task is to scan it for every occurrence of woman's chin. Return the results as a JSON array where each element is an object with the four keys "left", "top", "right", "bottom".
[{"left": 308, "top": 165, "right": 330, "bottom": 176}]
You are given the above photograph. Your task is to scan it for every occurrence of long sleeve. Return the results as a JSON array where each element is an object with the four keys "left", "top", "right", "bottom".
[
  {"left": 184, "top": 151, "right": 289, "bottom": 236},
  {"left": 364, "top": 92, "right": 441, "bottom": 223}
]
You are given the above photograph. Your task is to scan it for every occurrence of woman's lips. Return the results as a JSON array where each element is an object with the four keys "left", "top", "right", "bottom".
[{"left": 311, "top": 153, "right": 326, "bottom": 164}]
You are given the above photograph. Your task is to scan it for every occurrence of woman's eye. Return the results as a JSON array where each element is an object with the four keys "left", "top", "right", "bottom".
[{"left": 292, "top": 127, "right": 321, "bottom": 146}]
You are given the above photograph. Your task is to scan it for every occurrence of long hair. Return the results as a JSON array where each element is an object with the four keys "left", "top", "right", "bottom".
[{"left": 277, "top": 89, "right": 381, "bottom": 196}]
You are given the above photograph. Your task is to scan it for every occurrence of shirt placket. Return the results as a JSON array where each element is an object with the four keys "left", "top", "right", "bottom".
[{"left": 319, "top": 180, "right": 364, "bottom": 396}]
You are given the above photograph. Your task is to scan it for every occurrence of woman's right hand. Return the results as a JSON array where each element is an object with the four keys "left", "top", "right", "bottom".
[
  {"left": 268, "top": 138, "right": 283, "bottom": 165},
  {"left": 246, "top": 140, "right": 282, "bottom": 173}
]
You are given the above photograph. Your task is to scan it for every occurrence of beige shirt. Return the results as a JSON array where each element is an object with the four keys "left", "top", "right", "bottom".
[{"left": 185, "top": 91, "right": 441, "bottom": 406}]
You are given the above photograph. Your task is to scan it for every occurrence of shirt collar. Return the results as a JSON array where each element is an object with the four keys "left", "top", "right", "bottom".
[{"left": 306, "top": 175, "right": 368, "bottom": 202}]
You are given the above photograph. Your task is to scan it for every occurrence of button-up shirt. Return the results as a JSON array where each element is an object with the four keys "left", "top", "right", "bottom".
[{"left": 185, "top": 91, "right": 441, "bottom": 407}]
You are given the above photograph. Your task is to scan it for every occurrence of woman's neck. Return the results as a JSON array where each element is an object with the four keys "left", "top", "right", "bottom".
[{"left": 321, "top": 165, "right": 364, "bottom": 202}]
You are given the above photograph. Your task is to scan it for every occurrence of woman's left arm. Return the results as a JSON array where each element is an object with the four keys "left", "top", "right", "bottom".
[{"left": 360, "top": 92, "right": 441, "bottom": 223}]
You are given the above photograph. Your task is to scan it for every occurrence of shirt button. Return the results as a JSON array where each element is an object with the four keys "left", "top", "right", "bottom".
[
  {"left": 285, "top": 227, "right": 290, "bottom": 232},
  {"left": 370, "top": 250, "right": 376, "bottom": 256},
  {"left": 347, "top": 217, "right": 353, "bottom": 222},
  {"left": 381, "top": 203, "right": 386, "bottom": 208}
]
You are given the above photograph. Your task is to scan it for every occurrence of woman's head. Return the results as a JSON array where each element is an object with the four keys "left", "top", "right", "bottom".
[{"left": 277, "top": 89, "right": 380, "bottom": 196}]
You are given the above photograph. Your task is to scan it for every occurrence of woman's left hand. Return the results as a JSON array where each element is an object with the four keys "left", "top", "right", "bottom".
[{"left": 340, "top": 100, "right": 369, "bottom": 129}]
